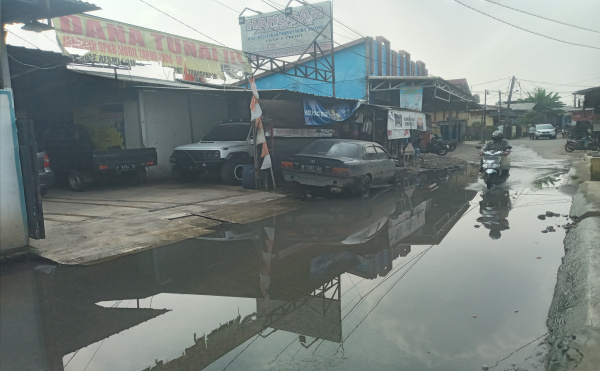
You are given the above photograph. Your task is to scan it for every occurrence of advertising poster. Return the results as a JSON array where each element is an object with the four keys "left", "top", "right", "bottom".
[
  {"left": 399, "top": 86, "right": 423, "bottom": 111},
  {"left": 53, "top": 14, "right": 250, "bottom": 81},
  {"left": 303, "top": 98, "right": 361, "bottom": 125},
  {"left": 74, "top": 105, "right": 125, "bottom": 150},
  {"left": 240, "top": 1, "right": 332, "bottom": 58},
  {"left": 387, "top": 110, "right": 426, "bottom": 139}
]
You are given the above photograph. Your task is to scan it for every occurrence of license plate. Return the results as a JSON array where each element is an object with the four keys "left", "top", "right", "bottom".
[
  {"left": 117, "top": 164, "right": 136, "bottom": 171},
  {"left": 301, "top": 165, "right": 322, "bottom": 172}
]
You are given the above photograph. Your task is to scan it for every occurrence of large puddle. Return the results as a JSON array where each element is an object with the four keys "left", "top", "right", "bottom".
[{"left": 1, "top": 146, "right": 574, "bottom": 371}]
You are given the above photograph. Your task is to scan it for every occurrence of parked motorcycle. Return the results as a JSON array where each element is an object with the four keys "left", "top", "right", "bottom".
[
  {"left": 442, "top": 139, "right": 458, "bottom": 152},
  {"left": 476, "top": 145, "right": 512, "bottom": 189},
  {"left": 420, "top": 137, "right": 449, "bottom": 156},
  {"left": 564, "top": 135, "right": 599, "bottom": 152}
]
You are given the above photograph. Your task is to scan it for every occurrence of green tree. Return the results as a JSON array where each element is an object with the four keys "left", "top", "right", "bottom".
[{"left": 518, "top": 88, "right": 565, "bottom": 123}]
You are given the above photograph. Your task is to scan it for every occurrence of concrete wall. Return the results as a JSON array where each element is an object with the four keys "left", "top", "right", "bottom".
[
  {"left": 123, "top": 100, "right": 142, "bottom": 148},
  {"left": 254, "top": 42, "right": 369, "bottom": 100},
  {"left": 141, "top": 90, "right": 193, "bottom": 178},
  {"left": 189, "top": 94, "right": 228, "bottom": 142},
  {"left": 140, "top": 91, "right": 229, "bottom": 178},
  {"left": 0, "top": 90, "right": 28, "bottom": 252}
]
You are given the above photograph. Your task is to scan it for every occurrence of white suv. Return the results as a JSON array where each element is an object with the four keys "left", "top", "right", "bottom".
[{"left": 535, "top": 124, "right": 557, "bottom": 140}]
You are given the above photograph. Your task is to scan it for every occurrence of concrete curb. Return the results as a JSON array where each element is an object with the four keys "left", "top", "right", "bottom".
[{"left": 545, "top": 179, "right": 600, "bottom": 371}]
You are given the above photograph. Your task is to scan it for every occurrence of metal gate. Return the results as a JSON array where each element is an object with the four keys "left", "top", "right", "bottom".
[{"left": 16, "top": 119, "right": 45, "bottom": 239}]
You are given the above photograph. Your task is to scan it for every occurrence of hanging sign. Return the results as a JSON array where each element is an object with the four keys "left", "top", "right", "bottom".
[
  {"left": 240, "top": 1, "right": 332, "bottom": 58},
  {"left": 303, "top": 98, "right": 361, "bottom": 125},
  {"left": 399, "top": 87, "right": 423, "bottom": 111},
  {"left": 387, "top": 110, "right": 426, "bottom": 139},
  {"left": 53, "top": 14, "right": 251, "bottom": 80}
]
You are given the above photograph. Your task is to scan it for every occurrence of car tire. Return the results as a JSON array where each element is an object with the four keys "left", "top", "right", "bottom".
[
  {"left": 221, "top": 158, "right": 246, "bottom": 185},
  {"left": 551, "top": 135, "right": 556, "bottom": 140},
  {"left": 67, "top": 169, "right": 90, "bottom": 192}
]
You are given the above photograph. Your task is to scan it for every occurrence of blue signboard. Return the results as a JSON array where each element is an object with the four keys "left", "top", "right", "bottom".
[{"left": 303, "top": 98, "right": 361, "bottom": 125}]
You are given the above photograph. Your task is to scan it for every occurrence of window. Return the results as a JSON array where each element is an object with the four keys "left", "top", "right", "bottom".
[
  {"left": 364, "top": 145, "right": 378, "bottom": 160},
  {"left": 374, "top": 146, "right": 390, "bottom": 159}
]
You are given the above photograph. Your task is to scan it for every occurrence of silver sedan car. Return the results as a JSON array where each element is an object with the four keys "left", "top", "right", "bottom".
[{"left": 280, "top": 139, "right": 401, "bottom": 196}]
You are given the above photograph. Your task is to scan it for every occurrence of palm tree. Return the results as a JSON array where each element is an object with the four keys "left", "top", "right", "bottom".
[{"left": 519, "top": 88, "right": 565, "bottom": 122}]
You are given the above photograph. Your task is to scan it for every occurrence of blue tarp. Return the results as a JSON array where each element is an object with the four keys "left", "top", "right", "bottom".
[{"left": 303, "top": 98, "right": 361, "bottom": 125}]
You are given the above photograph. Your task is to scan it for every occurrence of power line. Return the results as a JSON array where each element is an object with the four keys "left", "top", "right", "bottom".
[
  {"left": 5, "top": 29, "right": 41, "bottom": 49},
  {"left": 518, "top": 78, "right": 596, "bottom": 88},
  {"left": 471, "top": 76, "right": 511, "bottom": 87},
  {"left": 454, "top": 0, "right": 600, "bottom": 50},
  {"left": 211, "top": 0, "right": 238, "bottom": 13},
  {"left": 484, "top": 0, "right": 600, "bottom": 34},
  {"left": 137, "top": 0, "right": 229, "bottom": 47},
  {"left": 7, "top": 53, "right": 65, "bottom": 70}
]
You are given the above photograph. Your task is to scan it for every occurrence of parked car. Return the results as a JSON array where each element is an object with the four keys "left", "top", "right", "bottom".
[
  {"left": 169, "top": 121, "right": 254, "bottom": 185},
  {"left": 37, "top": 151, "right": 55, "bottom": 195},
  {"left": 280, "top": 139, "right": 401, "bottom": 196},
  {"left": 40, "top": 124, "right": 157, "bottom": 191},
  {"left": 535, "top": 124, "right": 557, "bottom": 139}
]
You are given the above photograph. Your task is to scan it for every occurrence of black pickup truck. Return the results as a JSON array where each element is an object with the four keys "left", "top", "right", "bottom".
[{"left": 39, "top": 124, "right": 157, "bottom": 191}]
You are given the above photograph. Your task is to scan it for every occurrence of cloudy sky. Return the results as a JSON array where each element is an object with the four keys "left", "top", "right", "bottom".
[{"left": 6, "top": 0, "right": 600, "bottom": 105}]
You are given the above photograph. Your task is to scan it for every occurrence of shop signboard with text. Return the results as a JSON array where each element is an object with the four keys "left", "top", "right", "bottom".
[
  {"left": 399, "top": 87, "right": 423, "bottom": 111},
  {"left": 240, "top": 1, "right": 332, "bottom": 58},
  {"left": 387, "top": 110, "right": 426, "bottom": 139},
  {"left": 53, "top": 14, "right": 250, "bottom": 80},
  {"left": 303, "top": 98, "right": 361, "bottom": 125}
]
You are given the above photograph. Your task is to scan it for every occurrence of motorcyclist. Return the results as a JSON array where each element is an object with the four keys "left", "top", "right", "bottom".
[
  {"left": 479, "top": 131, "right": 511, "bottom": 176},
  {"left": 480, "top": 131, "right": 511, "bottom": 154}
]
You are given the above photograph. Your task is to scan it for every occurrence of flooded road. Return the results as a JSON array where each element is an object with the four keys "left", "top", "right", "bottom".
[{"left": 1, "top": 145, "right": 574, "bottom": 371}]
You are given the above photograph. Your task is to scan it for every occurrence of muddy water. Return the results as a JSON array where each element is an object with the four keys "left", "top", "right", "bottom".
[{"left": 0, "top": 148, "right": 573, "bottom": 371}]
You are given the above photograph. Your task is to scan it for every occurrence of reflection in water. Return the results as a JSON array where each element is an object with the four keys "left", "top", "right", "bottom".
[
  {"left": 477, "top": 189, "right": 512, "bottom": 240},
  {"left": 1, "top": 169, "right": 482, "bottom": 371}
]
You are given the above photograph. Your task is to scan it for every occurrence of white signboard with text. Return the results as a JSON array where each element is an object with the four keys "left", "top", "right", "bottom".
[
  {"left": 387, "top": 110, "right": 427, "bottom": 139},
  {"left": 240, "top": 1, "right": 332, "bottom": 58}
]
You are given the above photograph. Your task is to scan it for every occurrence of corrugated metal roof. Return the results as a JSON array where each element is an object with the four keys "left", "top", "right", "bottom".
[
  {"left": 2, "top": 0, "right": 100, "bottom": 24},
  {"left": 502, "top": 103, "right": 535, "bottom": 110},
  {"left": 68, "top": 68, "right": 221, "bottom": 90}
]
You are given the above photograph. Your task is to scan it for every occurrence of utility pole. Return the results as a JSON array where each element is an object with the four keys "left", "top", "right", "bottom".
[
  {"left": 498, "top": 90, "right": 502, "bottom": 133},
  {"left": 481, "top": 90, "right": 487, "bottom": 143},
  {"left": 505, "top": 76, "right": 516, "bottom": 138}
]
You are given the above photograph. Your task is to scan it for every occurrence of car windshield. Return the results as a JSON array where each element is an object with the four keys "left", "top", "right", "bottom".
[
  {"left": 536, "top": 124, "right": 554, "bottom": 130},
  {"left": 203, "top": 124, "right": 250, "bottom": 141},
  {"left": 299, "top": 141, "right": 360, "bottom": 159}
]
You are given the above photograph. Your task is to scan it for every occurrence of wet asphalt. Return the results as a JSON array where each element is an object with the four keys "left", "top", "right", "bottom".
[{"left": 0, "top": 144, "right": 575, "bottom": 371}]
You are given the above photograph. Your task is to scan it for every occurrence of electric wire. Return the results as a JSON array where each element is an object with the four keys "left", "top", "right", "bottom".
[
  {"left": 484, "top": 0, "right": 600, "bottom": 34},
  {"left": 7, "top": 53, "right": 65, "bottom": 70},
  {"left": 471, "top": 76, "right": 511, "bottom": 87},
  {"left": 6, "top": 29, "right": 41, "bottom": 49},
  {"left": 137, "top": 0, "right": 229, "bottom": 47},
  {"left": 453, "top": 0, "right": 600, "bottom": 50}
]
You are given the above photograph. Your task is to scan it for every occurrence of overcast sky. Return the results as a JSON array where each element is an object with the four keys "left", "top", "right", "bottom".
[{"left": 6, "top": 0, "right": 600, "bottom": 105}]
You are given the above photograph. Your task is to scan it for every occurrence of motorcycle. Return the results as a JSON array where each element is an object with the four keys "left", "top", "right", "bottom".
[
  {"left": 420, "top": 137, "right": 449, "bottom": 156},
  {"left": 442, "top": 139, "right": 458, "bottom": 152},
  {"left": 476, "top": 145, "right": 512, "bottom": 189},
  {"left": 564, "top": 135, "right": 599, "bottom": 152}
]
